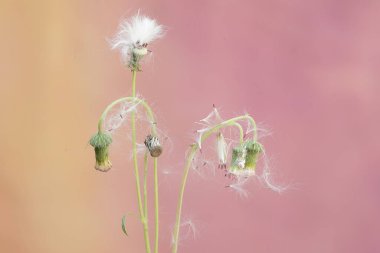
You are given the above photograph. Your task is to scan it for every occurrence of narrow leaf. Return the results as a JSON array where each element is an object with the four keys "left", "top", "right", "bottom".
[{"left": 121, "top": 215, "right": 128, "bottom": 236}]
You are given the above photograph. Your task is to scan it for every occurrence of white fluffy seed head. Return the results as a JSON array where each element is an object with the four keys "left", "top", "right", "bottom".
[{"left": 110, "top": 11, "right": 165, "bottom": 64}]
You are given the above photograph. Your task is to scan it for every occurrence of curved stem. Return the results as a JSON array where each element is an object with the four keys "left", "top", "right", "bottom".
[
  {"left": 201, "top": 115, "right": 257, "bottom": 142},
  {"left": 153, "top": 158, "right": 159, "bottom": 253},
  {"left": 97, "top": 96, "right": 157, "bottom": 135},
  {"left": 246, "top": 115, "right": 258, "bottom": 142},
  {"left": 171, "top": 115, "right": 258, "bottom": 253},
  {"left": 232, "top": 122, "right": 245, "bottom": 143},
  {"left": 97, "top": 97, "right": 129, "bottom": 132}
]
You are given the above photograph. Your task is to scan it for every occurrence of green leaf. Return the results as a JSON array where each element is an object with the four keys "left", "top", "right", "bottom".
[{"left": 121, "top": 215, "right": 128, "bottom": 236}]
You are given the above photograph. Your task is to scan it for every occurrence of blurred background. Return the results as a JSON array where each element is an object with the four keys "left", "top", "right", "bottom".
[{"left": 1, "top": 0, "right": 380, "bottom": 252}]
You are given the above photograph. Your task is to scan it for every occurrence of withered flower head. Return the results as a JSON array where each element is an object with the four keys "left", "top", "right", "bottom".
[{"left": 144, "top": 134, "right": 162, "bottom": 157}]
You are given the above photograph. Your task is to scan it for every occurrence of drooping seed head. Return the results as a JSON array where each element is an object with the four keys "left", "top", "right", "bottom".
[
  {"left": 244, "top": 140, "right": 263, "bottom": 171},
  {"left": 89, "top": 132, "right": 113, "bottom": 172},
  {"left": 144, "top": 134, "right": 163, "bottom": 157},
  {"left": 230, "top": 144, "right": 246, "bottom": 171},
  {"left": 228, "top": 140, "right": 263, "bottom": 178}
]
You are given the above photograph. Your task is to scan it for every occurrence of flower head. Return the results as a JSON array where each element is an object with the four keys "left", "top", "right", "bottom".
[
  {"left": 110, "top": 12, "right": 164, "bottom": 70},
  {"left": 89, "top": 132, "right": 113, "bottom": 172},
  {"left": 193, "top": 107, "right": 285, "bottom": 194},
  {"left": 144, "top": 134, "right": 163, "bottom": 157},
  {"left": 229, "top": 144, "right": 248, "bottom": 177},
  {"left": 228, "top": 140, "right": 263, "bottom": 179},
  {"left": 244, "top": 140, "right": 263, "bottom": 170}
]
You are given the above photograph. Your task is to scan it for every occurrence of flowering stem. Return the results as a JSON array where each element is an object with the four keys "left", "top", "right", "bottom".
[
  {"left": 232, "top": 122, "right": 245, "bottom": 143},
  {"left": 96, "top": 84, "right": 159, "bottom": 253},
  {"left": 143, "top": 151, "right": 149, "bottom": 218},
  {"left": 171, "top": 144, "right": 198, "bottom": 253},
  {"left": 132, "top": 69, "right": 137, "bottom": 97},
  {"left": 171, "top": 115, "right": 257, "bottom": 253},
  {"left": 153, "top": 157, "right": 159, "bottom": 253},
  {"left": 131, "top": 70, "right": 151, "bottom": 253}
]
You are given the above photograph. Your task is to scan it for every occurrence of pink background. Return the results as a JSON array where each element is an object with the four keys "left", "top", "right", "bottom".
[{"left": 1, "top": 0, "right": 380, "bottom": 252}]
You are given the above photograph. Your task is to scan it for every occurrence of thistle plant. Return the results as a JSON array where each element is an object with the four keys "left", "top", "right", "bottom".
[{"left": 90, "top": 11, "right": 284, "bottom": 253}]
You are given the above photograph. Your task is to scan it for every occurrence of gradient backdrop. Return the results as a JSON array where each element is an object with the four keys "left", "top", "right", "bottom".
[{"left": 1, "top": 0, "right": 380, "bottom": 252}]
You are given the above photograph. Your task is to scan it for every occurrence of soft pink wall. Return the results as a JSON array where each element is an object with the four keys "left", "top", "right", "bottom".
[{"left": 1, "top": 0, "right": 380, "bottom": 253}]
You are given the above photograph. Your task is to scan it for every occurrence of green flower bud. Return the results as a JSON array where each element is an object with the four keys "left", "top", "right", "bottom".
[
  {"left": 230, "top": 144, "right": 246, "bottom": 172},
  {"left": 144, "top": 134, "right": 162, "bottom": 157},
  {"left": 244, "top": 140, "right": 263, "bottom": 171},
  {"left": 228, "top": 140, "right": 263, "bottom": 178},
  {"left": 89, "top": 132, "right": 113, "bottom": 172}
]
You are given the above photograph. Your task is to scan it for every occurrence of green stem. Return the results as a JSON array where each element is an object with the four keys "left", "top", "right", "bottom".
[
  {"left": 232, "top": 122, "right": 245, "bottom": 143},
  {"left": 143, "top": 151, "right": 149, "bottom": 219},
  {"left": 247, "top": 115, "right": 258, "bottom": 142},
  {"left": 97, "top": 97, "right": 157, "bottom": 135},
  {"left": 97, "top": 72, "right": 161, "bottom": 253},
  {"left": 201, "top": 115, "right": 257, "bottom": 142},
  {"left": 171, "top": 144, "right": 198, "bottom": 253},
  {"left": 154, "top": 158, "right": 159, "bottom": 253},
  {"left": 171, "top": 115, "right": 257, "bottom": 253},
  {"left": 131, "top": 70, "right": 151, "bottom": 253}
]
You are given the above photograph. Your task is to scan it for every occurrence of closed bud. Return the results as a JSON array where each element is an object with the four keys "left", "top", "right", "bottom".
[
  {"left": 144, "top": 134, "right": 162, "bottom": 157},
  {"left": 228, "top": 140, "right": 263, "bottom": 178},
  {"left": 89, "top": 132, "right": 113, "bottom": 172},
  {"left": 230, "top": 144, "right": 246, "bottom": 172},
  {"left": 244, "top": 140, "right": 263, "bottom": 171}
]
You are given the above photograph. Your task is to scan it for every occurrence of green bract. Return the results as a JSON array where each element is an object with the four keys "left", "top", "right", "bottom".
[
  {"left": 230, "top": 144, "right": 246, "bottom": 171},
  {"left": 244, "top": 140, "right": 263, "bottom": 170},
  {"left": 229, "top": 140, "right": 263, "bottom": 175},
  {"left": 89, "top": 132, "right": 113, "bottom": 172}
]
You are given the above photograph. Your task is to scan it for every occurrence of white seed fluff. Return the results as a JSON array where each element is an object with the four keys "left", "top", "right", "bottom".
[{"left": 110, "top": 11, "right": 164, "bottom": 63}]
